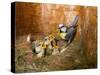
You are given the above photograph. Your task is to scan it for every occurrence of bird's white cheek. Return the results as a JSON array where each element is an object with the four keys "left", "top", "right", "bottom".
[{"left": 61, "top": 27, "right": 67, "bottom": 32}]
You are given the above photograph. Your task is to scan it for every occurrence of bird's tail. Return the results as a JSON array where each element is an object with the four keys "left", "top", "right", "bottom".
[{"left": 69, "top": 15, "right": 79, "bottom": 28}]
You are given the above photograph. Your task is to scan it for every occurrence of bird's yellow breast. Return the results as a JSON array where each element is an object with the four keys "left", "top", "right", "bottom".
[{"left": 59, "top": 33, "right": 67, "bottom": 39}]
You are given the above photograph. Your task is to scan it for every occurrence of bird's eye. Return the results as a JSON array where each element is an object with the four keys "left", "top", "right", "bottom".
[{"left": 45, "top": 38, "right": 47, "bottom": 41}]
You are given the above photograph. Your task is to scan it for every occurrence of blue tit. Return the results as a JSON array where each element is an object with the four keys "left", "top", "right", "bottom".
[
  {"left": 31, "top": 40, "right": 41, "bottom": 54},
  {"left": 58, "top": 16, "right": 79, "bottom": 46},
  {"left": 32, "top": 40, "right": 46, "bottom": 58},
  {"left": 52, "top": 40, "right": 59, "bottom": 55},
  {"left": 31, "top": 40, "right": 44, "bottom": 53}
]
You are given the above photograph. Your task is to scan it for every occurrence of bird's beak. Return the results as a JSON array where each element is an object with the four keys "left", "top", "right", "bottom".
[{"left": 58, "top": 27, "right": 60, "bottom": 29}]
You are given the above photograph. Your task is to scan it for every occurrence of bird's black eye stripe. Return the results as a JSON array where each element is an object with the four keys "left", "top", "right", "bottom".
[
  {"left": 60, "top": 26, "right": 65, "bottom": 28},
  {"left": 58, "top": 26, "right": 65, "bottom": 29}
]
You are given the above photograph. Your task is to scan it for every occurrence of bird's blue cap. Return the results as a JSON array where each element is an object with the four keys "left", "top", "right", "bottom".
[{"left": 59, "top": 24, "right": 64, "bottom": 28}]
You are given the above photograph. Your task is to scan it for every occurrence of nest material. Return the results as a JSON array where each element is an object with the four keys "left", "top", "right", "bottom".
[{"left": 15, "top": 36, "right": 88, "bottom": 73}]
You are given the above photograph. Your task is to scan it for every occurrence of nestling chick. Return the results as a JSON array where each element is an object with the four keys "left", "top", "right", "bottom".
[
  {"left": 27, "top": 33, "right": 60, "bottom": 57},
  {"left": 52, "top": 42, "right": 59, "bottom": 55},
  {"left": 27, "top": 34, "right": 46, "bottom": 58},
  {"left": 32, "top": 40, "right": 46, "bottom": 58},
  {"left": 43, "top": 33, "right": 60, "bottom": 55}
]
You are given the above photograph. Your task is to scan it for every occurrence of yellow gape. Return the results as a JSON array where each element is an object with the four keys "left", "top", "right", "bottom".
[{"left": 40, "top": 41, "right": 46, "bottom": 49}]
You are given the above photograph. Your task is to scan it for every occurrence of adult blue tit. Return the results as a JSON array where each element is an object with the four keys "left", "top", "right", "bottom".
[{"left": 58, "top": 16, "right": 79, "bottom": 46}]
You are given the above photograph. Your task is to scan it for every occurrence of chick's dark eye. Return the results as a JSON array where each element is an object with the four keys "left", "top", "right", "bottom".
[{"left": 44, "top": 38, "right": 47, "bottom": 41}]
